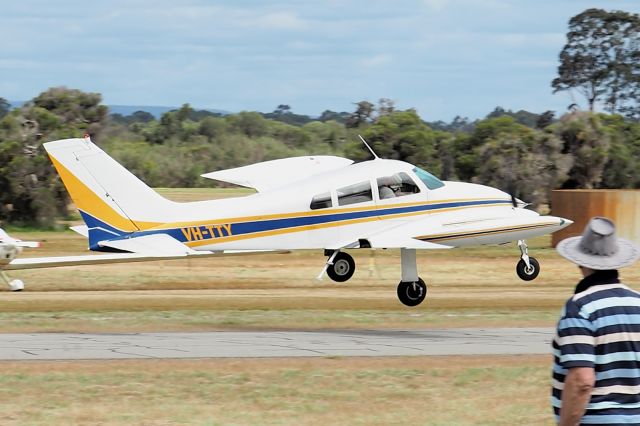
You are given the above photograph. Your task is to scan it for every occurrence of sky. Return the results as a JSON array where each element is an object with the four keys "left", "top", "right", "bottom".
[{"left": 1, "top": 1, "right": 639, "bottom": 121}]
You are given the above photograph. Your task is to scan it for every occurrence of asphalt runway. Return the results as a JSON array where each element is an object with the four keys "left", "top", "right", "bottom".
[{"left": 0, "top": 327, "right": 554, "bottom": 360}]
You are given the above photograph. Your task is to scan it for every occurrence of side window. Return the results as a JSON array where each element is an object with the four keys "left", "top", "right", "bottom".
[
  {"left": 310, "top": 192, "right": 332, "bottom": 210},
  {"left": 337, "top": 181, "right": 373, "bottom": 206},
  {"left": 377, "top": 172, "right": 421, "bottom": 200}
]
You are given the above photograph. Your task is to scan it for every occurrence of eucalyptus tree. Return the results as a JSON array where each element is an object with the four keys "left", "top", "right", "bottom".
[{"left": 553, "top": 8, "right": 640, "bottom": 118}]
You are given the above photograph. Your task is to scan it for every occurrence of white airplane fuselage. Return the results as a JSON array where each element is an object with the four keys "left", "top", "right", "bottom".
[{"left": 100, "top": 159, "right": 568, "bottom": 252}]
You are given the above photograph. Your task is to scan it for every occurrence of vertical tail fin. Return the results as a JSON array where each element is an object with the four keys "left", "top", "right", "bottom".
[{"left": 44, "top": 137, "right": 173, "bottom": 248}]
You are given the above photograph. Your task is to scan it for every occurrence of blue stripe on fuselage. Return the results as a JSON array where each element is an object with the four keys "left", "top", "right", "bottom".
[{"left": 116, "top": 198, "right": 509, "bottom": 245}]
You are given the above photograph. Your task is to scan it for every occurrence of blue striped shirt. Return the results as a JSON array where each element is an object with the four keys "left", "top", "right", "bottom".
[{"left": 552, "top": 270, "right": 640, "bottom": 424}]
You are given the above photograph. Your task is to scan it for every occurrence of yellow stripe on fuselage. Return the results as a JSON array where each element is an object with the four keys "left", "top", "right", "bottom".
[{"left": 417, "top": 222, "right": 558, "bottom": 243}]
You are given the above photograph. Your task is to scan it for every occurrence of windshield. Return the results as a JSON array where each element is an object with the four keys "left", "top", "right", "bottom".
[{"left": 412, "top": 167, "right": 445, "bottom": 190}]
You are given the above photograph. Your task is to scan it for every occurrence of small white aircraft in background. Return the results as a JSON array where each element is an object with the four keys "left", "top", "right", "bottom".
[
  {"left": 0, "top": 229, "right": 40, "bottom": 291},
  {"left": 0, "top": 135, "right": 572, "bottom": 306}
]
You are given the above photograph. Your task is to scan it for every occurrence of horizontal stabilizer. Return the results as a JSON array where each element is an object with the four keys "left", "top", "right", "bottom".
[
  {"left": 98, "top": 234, "right": 197, "bottom": 256},
  {"left": 69, "top": 225, "right": 89, "bottom": 238}
]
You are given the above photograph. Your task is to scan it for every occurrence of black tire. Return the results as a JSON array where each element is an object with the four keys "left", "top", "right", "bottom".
[
  {"left": 516, "top": 257, "right": 540, "bottom": 281},
  {"left": 327, "top": 252, "right": 356, "bottom": 282},
  {"left": 397, "top": 278, "right": 427, "bottom": 307}
]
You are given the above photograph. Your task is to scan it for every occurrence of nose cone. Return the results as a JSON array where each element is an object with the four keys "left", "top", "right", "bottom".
[{"left": 556, "top": 217, "right": 573, "bottom": 230}]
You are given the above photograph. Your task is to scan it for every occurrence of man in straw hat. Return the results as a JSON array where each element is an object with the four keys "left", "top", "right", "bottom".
[{"left": 552, "top": 217, "right": 640, "bottom": 425}]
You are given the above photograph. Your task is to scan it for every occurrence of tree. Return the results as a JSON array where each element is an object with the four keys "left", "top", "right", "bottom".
[
  {"left": 226, "top": 111, "right": 268, "bottom": 138},
  {"left": 347, "top": 109, "right": 441, "bottom": 173},
  {"left": 0, "top": 87, "right": 108, "bottom": 226},
  {"left": 453, "top": 116, "right": 522, "bottom": 181},
  {"left": 0, "top": 98, "right": 10, "bottom": 119},
  {"left": 263, "top": 106, "right": 312, "bottom": 126},
  {"left": 536, "top": 111, "right": 556, "bottom": 129},
  {"left": 129, "top": 110, "right": 155, "bottom": 124},
  {"left": 553, "top": 8, "right": 640, "bottom": 116},
  {"left": 377, "top": 98, "right": 395, "bottom": 117},
  {"left": 474, "top": 123, "right": 571, "bottom": 208},
  {"left": 32, "top": 87, "right": 108, "bottom": 139},
  {"left": 274, "top": 104, "right": 291, "bottom": 115},
  {"left": 346, "top": 101, "right": 375, "bottom": 128},
  {"left": 553, "top": 111, "right": 610, "bottom": 189},
  {"left": 599, "top": 114, "right": 640, "bottom": 188},
  {"left": 318, "top": 110, "right": 349, "bottom": 124},
  {"left": 486, "top": 106, "right": 544, "bottom": 128}
]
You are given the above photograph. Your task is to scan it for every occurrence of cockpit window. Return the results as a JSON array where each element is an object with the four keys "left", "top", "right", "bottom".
[
  {"left": 412, "top": 167, "right": 445, "bottom": 190},
  {"left": 337, "top": 181, "right": 373, "bottom": 206},
  {"left": 377, "top": 172, "right": 421, "bottom": 200},
  {"left": 310, "top": 192, "right": 333, "bottom": 210}
]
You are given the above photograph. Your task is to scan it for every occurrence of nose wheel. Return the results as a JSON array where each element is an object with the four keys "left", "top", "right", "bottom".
[{"left": 516, "top": 240, "right": 540, "bottom": 281}]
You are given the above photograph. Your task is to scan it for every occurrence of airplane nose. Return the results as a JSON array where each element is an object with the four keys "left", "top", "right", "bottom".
[{"left": 559, "top": 218, "right": 573, "bottom": 228}]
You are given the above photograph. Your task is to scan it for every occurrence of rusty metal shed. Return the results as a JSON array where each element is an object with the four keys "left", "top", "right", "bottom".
[{"left": 550, "top": 190, "right": 640, "bottom": 247}]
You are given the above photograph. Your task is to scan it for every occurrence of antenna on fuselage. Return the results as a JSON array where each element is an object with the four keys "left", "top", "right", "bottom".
[{"left": 358, "top": 134, "right": 380, "bottom": 160}]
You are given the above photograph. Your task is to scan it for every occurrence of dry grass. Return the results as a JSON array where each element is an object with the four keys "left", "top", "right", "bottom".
[
  {"left": 3, "top": 230, "right": 639, "bottom": 333},
  {"left": 0, "top": 356, "right": 554, "bottom": 426}
]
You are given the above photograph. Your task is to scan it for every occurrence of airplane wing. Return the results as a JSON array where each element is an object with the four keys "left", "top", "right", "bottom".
[
  {"left": 362, "top": 217, "right": 462, "bottom": 249},
  {"left": 324, "top": 218, "right": 453, "bottom": 250},
  {"left": 327, "top": 213, "right": 564, "bottom": 250},
  {"left": 201, "top": 156, "right": 353, "bottom": 192}
]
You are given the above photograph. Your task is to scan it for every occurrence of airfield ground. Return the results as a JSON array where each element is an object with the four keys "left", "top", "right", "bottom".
[{"left": 1, "top": 188, "right": 638, "bottom": 425}]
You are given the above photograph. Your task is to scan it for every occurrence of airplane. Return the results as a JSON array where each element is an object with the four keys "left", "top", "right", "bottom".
[{"left": 0, "top": 135, "right": 573, "bottom": 306}]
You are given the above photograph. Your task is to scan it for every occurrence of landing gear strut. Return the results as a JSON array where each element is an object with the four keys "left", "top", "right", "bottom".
[
  {"left": 397, "top": 248, "right": 427, "bottom": 307},
  {"left": 1, "top": 271, "right": 24, "bottom": 291},
  {"left": 516, "top": 240, "right": 540, "bottom": 281}
]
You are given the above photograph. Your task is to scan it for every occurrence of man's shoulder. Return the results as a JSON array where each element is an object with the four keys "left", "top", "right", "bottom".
[{"left": 572, "top": 282, "right": 639, "bottom": 303}]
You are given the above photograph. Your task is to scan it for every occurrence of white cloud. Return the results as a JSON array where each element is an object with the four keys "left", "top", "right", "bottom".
[
  {"left": 255, "top": 12, "right": 306, "bottom": 30},
  {"left": 360, "top": 54, "right": 393, "bottom": 67},
  {"left": 422, "top": 0, "right": 450, "bottom": 13}
]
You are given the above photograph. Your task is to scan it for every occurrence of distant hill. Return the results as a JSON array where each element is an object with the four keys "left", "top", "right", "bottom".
[{"left": 9, "top": 101, "right": 228, "bottom": 119}]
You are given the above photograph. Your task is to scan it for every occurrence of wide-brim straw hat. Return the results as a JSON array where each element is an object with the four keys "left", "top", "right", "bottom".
[{"left": 557, "top": 217, "right": 640, "bottom": 270}]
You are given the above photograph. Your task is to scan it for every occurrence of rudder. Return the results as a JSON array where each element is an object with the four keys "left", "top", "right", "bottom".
[{"left": 44, "top": 137, "right": 173, "bottom": 248}]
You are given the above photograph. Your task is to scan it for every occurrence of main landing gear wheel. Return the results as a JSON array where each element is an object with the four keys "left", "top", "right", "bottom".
[
  {"left": 397, "top": 278, "right": 427, "bottom": 307},
  {"left": 327, "top": 252, "right": 356, "bottom": 282},
  {"left": 516, "top": 257, "right": 540, "bottom": 281}
]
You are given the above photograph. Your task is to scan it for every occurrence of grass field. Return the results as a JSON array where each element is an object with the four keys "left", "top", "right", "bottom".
[
  {"left": 2, "top": 188, "right": 638, "bottom": 425},
  {"left": 0, "top": 356, "right": 553, "bottom": 426}
]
